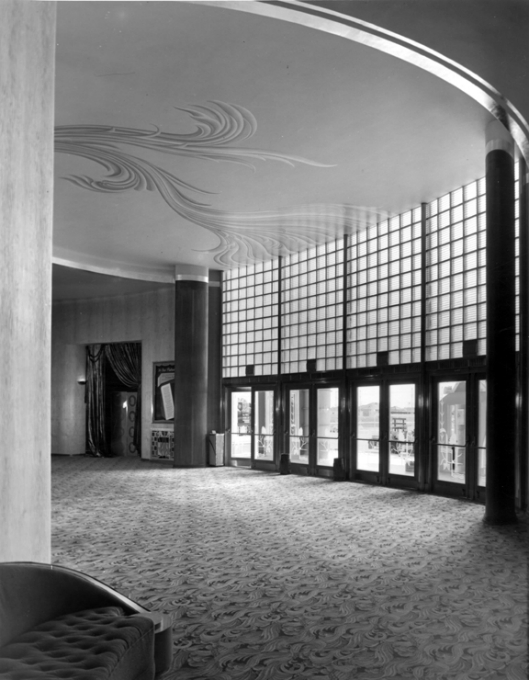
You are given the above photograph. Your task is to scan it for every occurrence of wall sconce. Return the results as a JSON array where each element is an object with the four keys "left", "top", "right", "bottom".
[{"left": 77, "top": 378, "right": 87, "bottom": 386}]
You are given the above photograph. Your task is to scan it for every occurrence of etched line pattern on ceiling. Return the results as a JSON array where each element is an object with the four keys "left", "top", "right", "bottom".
[{"left": 55, "top": 101, "right": 383, "bottom": 267}]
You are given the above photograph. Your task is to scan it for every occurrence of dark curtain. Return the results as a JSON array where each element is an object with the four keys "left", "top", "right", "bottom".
[
  {"left": 86, "top": 344, "right": 106, "bottom": 456},
  {"left": 104, "top": 343, "right": 142, "bottom": 453}
]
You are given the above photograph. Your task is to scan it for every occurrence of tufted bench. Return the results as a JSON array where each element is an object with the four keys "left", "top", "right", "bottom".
[{"left": 0, "top": 563, "right": 172, "bottom": 680}]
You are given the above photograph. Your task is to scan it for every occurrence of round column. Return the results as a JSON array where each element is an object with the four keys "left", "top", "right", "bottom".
[
  {"left": 173, "top": 265, "right": 209, "bottom": 467},
  {"left": 484, "top": 119, "right": 517, "bottom": 524},
  {"left": 0, "top": 1, "right": 55, "bottom": 562}
]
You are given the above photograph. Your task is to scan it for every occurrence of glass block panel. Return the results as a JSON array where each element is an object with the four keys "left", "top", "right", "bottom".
[
  {"left": 222, "top": 263, "right": 279, "bottom": 377},
  {"left": 282, "top": 241, "right": 344, "bottom": 373},
  {"left": 425, "top": 173, "right": 493, "bottom": 359},
  {"left": 347, "top": 210, "right": 422, "bottom": 366}
]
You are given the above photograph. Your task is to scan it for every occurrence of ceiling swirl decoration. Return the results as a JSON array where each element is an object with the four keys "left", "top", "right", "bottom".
[{"left": 55, "top": 101, "right": 383, "bottom": 266}]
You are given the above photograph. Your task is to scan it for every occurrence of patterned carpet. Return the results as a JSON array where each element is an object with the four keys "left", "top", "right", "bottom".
[{"left": 51, "top": 456, "right": 528, "bottom": 680}]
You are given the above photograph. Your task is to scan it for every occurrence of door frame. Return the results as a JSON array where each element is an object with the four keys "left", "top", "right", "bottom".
[
  {"left": 349, "top": 373, "right": 421, "bottom": 489},
  {"left": 225, "top": 385, "right": 252, "bottom": 467},
  {"left": 224, "top": 383, "right": 280, "bottom": 469},
  {"left": 251, "top": 384, "right": 279, "bottom": 472},
  {"left": 429, "top": 369, "right": 487, "bottom": 501},
  {"left": 283, "top": 378, "right": 345, "bottom": 478}
]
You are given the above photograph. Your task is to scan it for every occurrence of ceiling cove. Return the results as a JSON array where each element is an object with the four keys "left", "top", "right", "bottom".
[
  {"left": 53, "top": 1, "right": 521, "bottom": 283},
  {"left": 55, "top": 101, "right": 384, "bottom": 267},
  {"left": 232, "top": 0, "right": 529, "bottom": 160}
]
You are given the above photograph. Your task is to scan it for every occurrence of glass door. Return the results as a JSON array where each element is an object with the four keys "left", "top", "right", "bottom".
[
  {"left": 316, "top": 386, "right": 339, "bottom": 468},
  {"left": 432, "top": 374, "right": 486, "bottom": 499},
  {"left": 288, "top": 388, "right": 310, "bottom": 468},
  {"left": 356, "top": 385, "right": 380, "bottom": 477},
  {"left": 287, "top": 383, "right": 342, "bottom": 476},
  {"left": 253, "top": 389, "right": 275, "bottom": 465},
  {"left": 388, "top": 384, "right": 416, "bottom": 478},
  {"left": 354, "top": 380, "right": 418, "bottom": 487},
  {"left": 477, "top": 379, "right": 487, "bottom": 489},
  {"left": 436, "top": 380, "right": 467, "bottom": 484},
  {"left": 229, "top": 390, "right": 252, "bottom": 466}
]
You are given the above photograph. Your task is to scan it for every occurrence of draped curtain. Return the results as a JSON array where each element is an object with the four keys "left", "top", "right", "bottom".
[
  {"left": 86, "top": 342, "right": 142, "bottom": 456},
  {"left": 86, "top": 344, "right": 106, "bottom": 456},
  {"left": 104, "top": 343, "right": 142, "bottom": 453}
]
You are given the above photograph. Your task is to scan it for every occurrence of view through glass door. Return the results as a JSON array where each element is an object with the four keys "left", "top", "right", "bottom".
[
  {"left": 254, "top": 389, "right": 274, "bottom": 463},
  {"left": 355, "top": 381, "right": 417, "bottom": 486},
  {"left": 230, "top": 390, "right": 251, "bottom": 464},
  {"left": 288, "top": 384, "right": 340, "bottom": 474},
  {"left": 288, "top": 388, "right": 310, "bottom": 467},
  {"left": 357, "top": 385, "right": 380, "bottom": 475},
  {"left": 432, "top": 375, "right": 486, "bottom": 499},
  {"left": 436, "top": 380, "right": 467, "bottom": 484},
  {"left": 388, "top": 384, "right": 416, "bottom": 477}
]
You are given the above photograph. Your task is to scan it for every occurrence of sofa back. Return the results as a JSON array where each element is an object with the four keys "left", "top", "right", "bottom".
[{"left": 0, "top": 562, "right": 145, "bottom": 647}]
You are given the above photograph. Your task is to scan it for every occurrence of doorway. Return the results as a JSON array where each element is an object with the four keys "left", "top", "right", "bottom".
[
  {"left": 226, "top": 386, "right": 277, "bottom": 469},
  {"left": 352, "top": 378, "right": 418, "bottom": 488},
  {"left": 431, "top": 373, "right": 486, "bottom": 500},
  {"left": 287, "top": 383, "right": 341, "bottom": 477},
  {"left": 106, "top": 361, "right": 139, "bottom": 457},
  {"left": 86, "top": 342, "right": 142, "bottom": 457}
]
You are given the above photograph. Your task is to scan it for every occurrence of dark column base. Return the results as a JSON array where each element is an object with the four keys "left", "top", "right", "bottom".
[{"left": 483, "top": 511, "right": 518, "bottom": 526}]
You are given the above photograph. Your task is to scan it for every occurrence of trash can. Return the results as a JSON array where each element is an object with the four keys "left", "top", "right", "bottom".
[
  {"left": 279, "top": 453, "right": 290, "bottom": 475},
  {"left": 207, "top": 433, "right": 225, "bottom": 466}
]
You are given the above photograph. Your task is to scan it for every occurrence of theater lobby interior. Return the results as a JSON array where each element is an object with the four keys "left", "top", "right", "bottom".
[{"left": 2, "top": 2, "right": 529, "bottom": 679}]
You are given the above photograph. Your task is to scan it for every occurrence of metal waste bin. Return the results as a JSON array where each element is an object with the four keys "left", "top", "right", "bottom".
[{"left": 207, "top": 433, "right": 225, "bottom": 466}]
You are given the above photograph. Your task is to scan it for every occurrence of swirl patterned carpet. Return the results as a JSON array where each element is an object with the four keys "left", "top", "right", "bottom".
[{"left": 51, "top": 456, "right": 528, "bottom": 680}]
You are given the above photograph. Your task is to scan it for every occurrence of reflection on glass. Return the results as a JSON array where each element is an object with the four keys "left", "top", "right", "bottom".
[
  {"left": 357, "top": 385, "right": 380, "bottom": 472},
  {"left": 254, "top": 390, "right": 274, "bottom": 461},
  {"left": 389, "top": 384, "right": 415, "bottom": 477},
  {"left": 231, "top": 391, "right": 251, "bottom": 458},
  {"left": 478, "top": 379, "right": 486, "bottom": 486},
  {"left": 289, "top": 389, "right": 309, "bottom": 464},
  {"left": 317, "top": 387, "right": 339, "bottom": 466},
  {"left": 437, "top": 381, "right": 466, "bottom": 482}
]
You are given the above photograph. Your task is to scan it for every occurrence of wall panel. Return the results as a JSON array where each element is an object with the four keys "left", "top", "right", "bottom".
[{"left": 52, "top": 286, "right": 175, "bottom": 457}]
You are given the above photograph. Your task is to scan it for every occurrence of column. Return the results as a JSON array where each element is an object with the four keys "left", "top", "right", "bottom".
[
  {"left": 518, "top": 157, "right": 529, "bottom": 511},
  {"left": 173, "top": 265, "right": 209, "bottom": 467},
  {"left": 0, "top": 2, "right": 56, "bottom": 561},
  {"left": 207, "top": 271, "right": 222, "bottom": 435},
  {"left": 484, "top": 119, "right": 517, "bottom": 524}
]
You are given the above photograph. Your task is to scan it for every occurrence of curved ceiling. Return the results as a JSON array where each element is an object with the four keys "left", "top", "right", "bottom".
[{"left": 53, "top": 0, "right": 500, "bottom": 293}]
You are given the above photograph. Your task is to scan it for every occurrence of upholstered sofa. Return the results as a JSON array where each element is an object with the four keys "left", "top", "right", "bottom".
[{"left": 0, "top": 562, "right": 172, "bottom": 679}]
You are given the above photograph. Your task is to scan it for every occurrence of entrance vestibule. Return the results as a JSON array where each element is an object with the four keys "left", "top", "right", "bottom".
[{"left": 224, "top": 366, "right": 490, "bottom": 503}]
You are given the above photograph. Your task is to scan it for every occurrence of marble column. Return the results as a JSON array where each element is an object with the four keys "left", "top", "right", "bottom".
[
  {"left": 0, "top": 2, "right": 56, "bottom": 561},
  {"left": 173, "top": 265, "right": 209, "bottom": 467},
  {"left": 484, "top": 119, "right": 518, "bottom": 524}
]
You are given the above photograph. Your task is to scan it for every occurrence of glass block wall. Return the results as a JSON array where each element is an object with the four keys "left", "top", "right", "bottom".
[
  {"left": 346, "top": 210, "right": 422, "bottom": 368},
  {"left": 222, "top": 166, "right": 522, "bottom": 376},
  {"left": 222, "top": 260, "right": 279, "bottom": 378},
  {"left": 425, "top": 179, "right": 487, "bottom": 360},
  {"left": 281, "top": 240, "right": 344, "bottom": 374}
]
